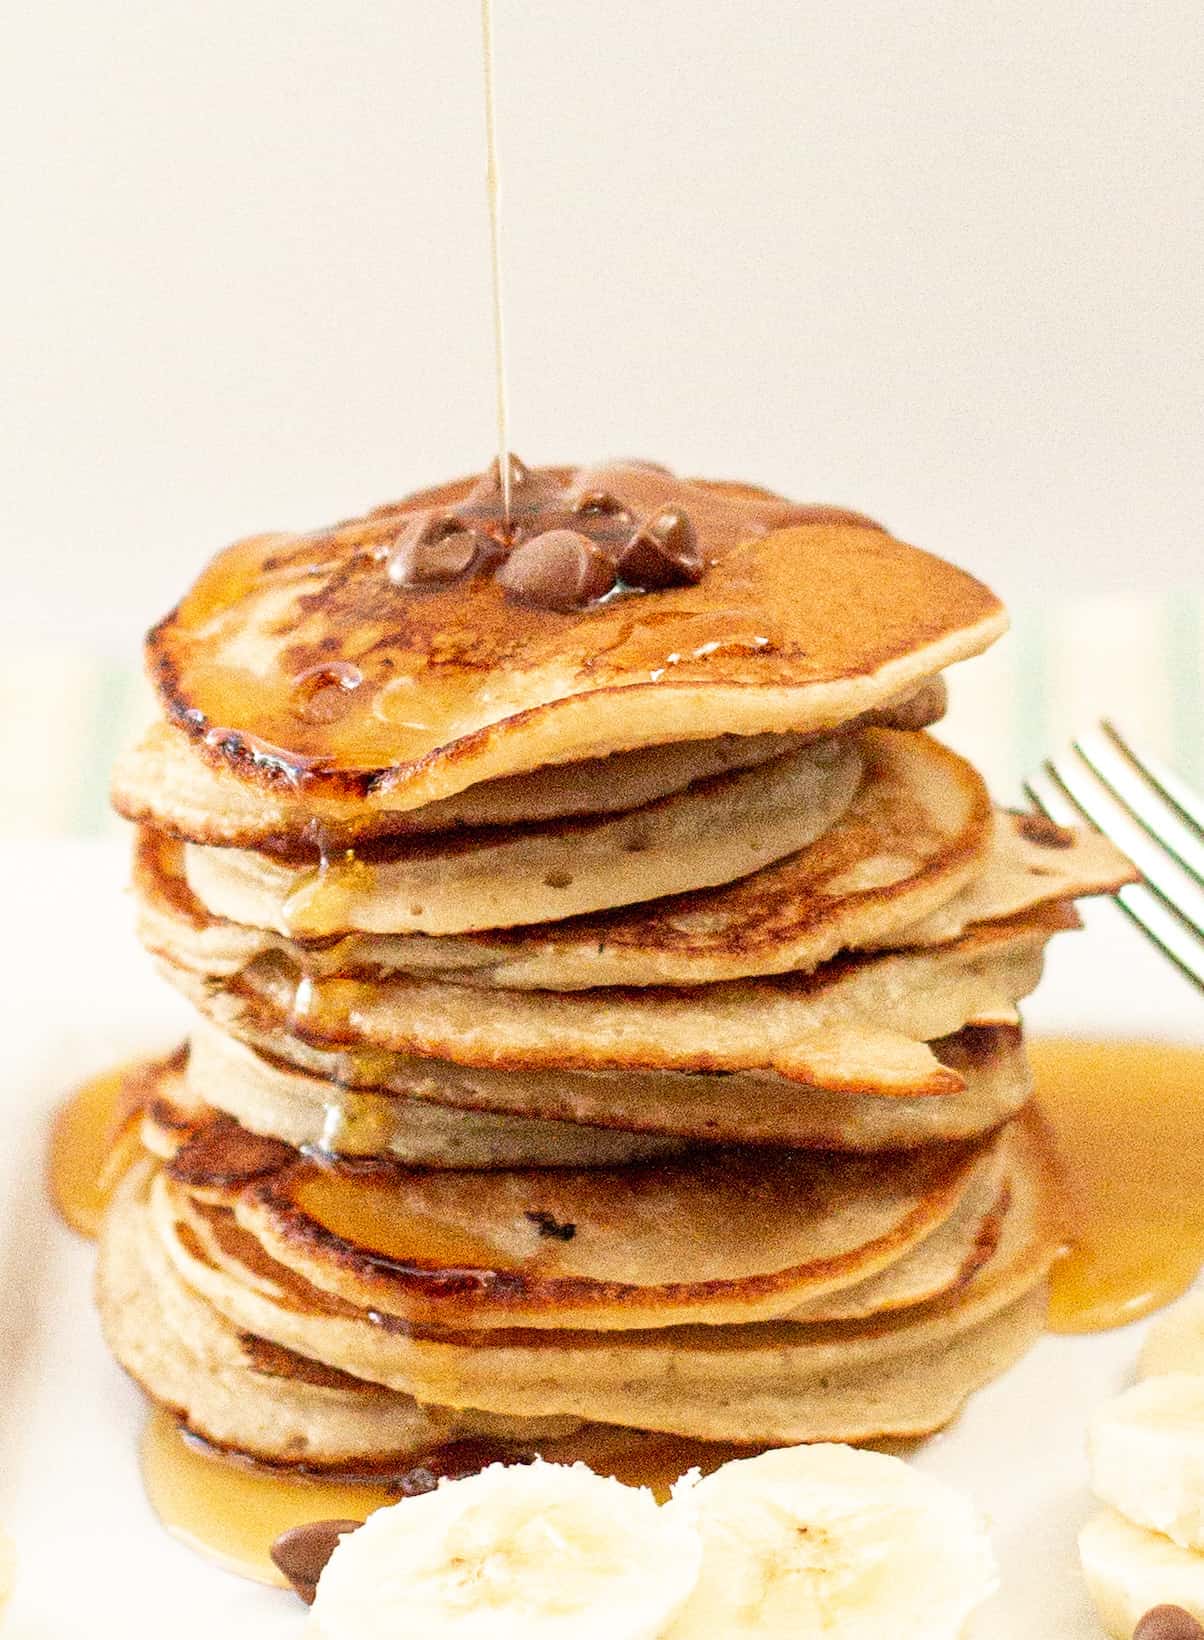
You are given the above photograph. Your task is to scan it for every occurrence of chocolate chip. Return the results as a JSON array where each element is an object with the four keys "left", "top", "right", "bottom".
[
  {"left": 395, "top": 1438, "right": 538, "bottom": 1498},
  {"left": 497, "top": 529, "right": 617, "bottom": 611},
  {"left": 387, "top": 514, "right": 484, "bottom": 585},
  {"left": 1135, "top": 1607, "right": 1204, "bottom": 1640},
  {"left": 525, "top": 1210, "right": 577, "bottom": 1241},
  {"left": 1015, "top": 811, "right": 1075, "bottom": 849},
  {"left": 618, "top": 506, "right": 703, "bottom": 590},
  {"left": 572, "top": 490, "right": 632, "bottom": 523},
  {"left": 270, "top": 1518, "right": 361, "bottom": 1605}
]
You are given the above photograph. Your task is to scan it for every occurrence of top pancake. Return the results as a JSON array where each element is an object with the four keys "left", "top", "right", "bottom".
[{"left": 138, "top": 462, "right": 1006, "bottom": 834}]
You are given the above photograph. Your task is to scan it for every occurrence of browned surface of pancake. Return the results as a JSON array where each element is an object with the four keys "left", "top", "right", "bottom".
[
  {"left": 143, "top": 464, "right": 1005, "bottom": 814},
  {"left": 139, "top": 1110, "right": 1060, "bottom": 1442},
  {"left": 112, "top": 682, "right": 949, "bottom": 851},
  {"left": 161, "top": 906, "right": 1068, "bottom": 1092},
  {"left": 132, "top": 730, "right": 995, "bottom": 982},
  {"left": 158, "top": 1129, "right": 988, "bottom": 1331},
  {"left": 180, "top": 1013, "right": 1032, "bottom": 1155}
]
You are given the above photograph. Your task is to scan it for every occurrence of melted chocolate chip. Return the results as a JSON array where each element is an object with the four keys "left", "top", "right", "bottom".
[
  {"left": 526, "top": 1210, "right": 577, "bottom": 1241},
  {"left": 270, "top": 1518, "right": 361, "bottom": 1605},
  {"left": 387, "top": 514, "right": 485, "bottom": 586},
  {"left": 618, "top": 506, "right": 703, "bottom": 590},
  {"left": 497, "top": 529, "right": 617, "bottom": 611},
  {"left": 1135, "top": 1608, "right": 1204, "bottom": 1640}
]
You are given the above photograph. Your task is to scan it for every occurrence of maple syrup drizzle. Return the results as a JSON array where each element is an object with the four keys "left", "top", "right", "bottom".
[
  {"left": 48, "top": 1065, "right": 143, "bottom": 1238},
  {"left": 139, "top": 1407, "right": 759, "bottom": 1587},
  {"left": 139, "top": 1409, "right": 398, "bottom": 1587},
  {"left": 479, "top": 0, "right": 511, "bottom": 527},
  {"left": 1034, "top": 1038, "right": 1204, "bottom": 1334},
  {"left": 289, "top": 1167, "right": 526, "bottom": 1274}
]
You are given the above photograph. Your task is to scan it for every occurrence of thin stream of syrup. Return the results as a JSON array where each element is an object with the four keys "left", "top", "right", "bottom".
[{"left": 479, "top": 0, "right": 512, "bottom": 526}]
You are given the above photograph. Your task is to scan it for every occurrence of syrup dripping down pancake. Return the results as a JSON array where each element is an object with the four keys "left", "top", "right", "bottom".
[
  {"left": 148, "top": 1047, "right": 689, "bottom": 1170},
  {"left": 159, "top": 907, "right": 1068, "bottom": 1092},
  {"left": 113, "top": 679, "right": 948, "bottom": 852},
  {"left": 142, "top": 1088, "right": 1010, "bottom": 1327},
  {"left": 133, "top": 757, "right": 1130, "bottom": 995},
  {"left": 180, "top": 1016, "right": 1033, "bottom": 1156},
  {"left": 180, "top": 737, "right": 864, "bottom": 938}
]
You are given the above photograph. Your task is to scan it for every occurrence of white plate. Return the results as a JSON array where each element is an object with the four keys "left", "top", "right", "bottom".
[{"left": 1, "top": 839, "right": 1198, "bottom": 1638}]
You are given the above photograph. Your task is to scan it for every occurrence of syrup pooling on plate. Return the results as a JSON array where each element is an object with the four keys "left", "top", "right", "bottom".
[
  {"left": 150, "top": 460, "right": 888, "bottom": 782},
  {"left": 48, "top": 1063, "right": 149, "bottom": 1237},
  {"left": 140, "top": 1409, "right": 398, "bottom": 1587},
  {"left": 140, "top": 1404, "right": 760, "bottom": 1591},
  {"left": 1035, "top": 1039, "right": 1204, "bottom": 1333}
]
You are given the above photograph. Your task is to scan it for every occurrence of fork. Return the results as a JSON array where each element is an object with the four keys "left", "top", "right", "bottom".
[{"left": 1025, "top": 720, "right": 1204, "bottom": 993}]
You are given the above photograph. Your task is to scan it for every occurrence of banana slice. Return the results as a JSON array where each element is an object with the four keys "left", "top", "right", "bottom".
[
  {"left": 1141, "top": 1294, "right": 1204, "bottom": 1380},
  {"left": 1080, "top": 1509, "right": 1204, "bottom": 1638},
  {"left": 307, "top": 1459, "right": 702, "bottom": 1640},
  {"left": 662, "top": 1444, "right": 997, "bottom": 1638},
  {"left": 1091, "top": 1374, "right": 1204, "bottom": 1551}
]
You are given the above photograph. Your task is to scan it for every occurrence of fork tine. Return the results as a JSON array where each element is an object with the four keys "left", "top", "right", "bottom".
[
  {"left": 1026, "top": 763, "right": 1204, "bottom": 992},
  {"left": 1111, "top": 883, "right": 1204, "bottom": 992},
  {"left": 1047, "top": 750, "right": 1204, "bottom": 940},
  {"left": 1102, "top": 720, "right": 1204, "bottom": 838},
  {"left": 1073, "top": 727, "right": 1204, "bottom": 889},
  {"left": 1022, "top": 769, "right": 1080, "bottom": 829}
]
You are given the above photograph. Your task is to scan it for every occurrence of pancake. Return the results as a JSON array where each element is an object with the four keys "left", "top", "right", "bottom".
[
  {"left": 789, "top": 1145, "right": 1008, "bottom": 1322},
  {"left": 180, "top": 737, "right": 864, "bottom": 938},
  {"left": 139, "top": 731, "right": 1027, "bottom": 991},
  {"left": 162, "top": 907, "right": 1066, "bottom": 1092},
  {"left": 884, "top": 808, "right": 1136, "bottom": 947},
  {"left": 99, "top": 1160, "right": 577, "bottom": 1464},
  {"left": 146, "top": 1110, "right": 1059, "bottom": 1442},
  {"left": 103, "top": 1156, "right": 1045, "bottom": 1456},
  {"left": 156, "top": 1126, "right": 993, "bottom": 1331},
  {"left": 183, "top": 1015, "right": 1033, "bottom": 1154},
  {"left": 112, "top": 680, "right": 949, "bottom": 852},
  {"left": 195, "top": 1102, "right": 1007, "bottom": 1327},
  {"left": 140, "top": 464, "right": 1006, "bottom": 834},
  {"left": 146, "top": 1049, "right": 689, "bottom": 1169}
]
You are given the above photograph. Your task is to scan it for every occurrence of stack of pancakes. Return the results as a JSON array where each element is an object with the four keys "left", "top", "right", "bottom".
[{"left": 100, "top": 461, "right": 1131, "bottom": 1471}]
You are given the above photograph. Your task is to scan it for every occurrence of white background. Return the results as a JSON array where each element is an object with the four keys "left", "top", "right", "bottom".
[{"left": 3, "top": 0, "right": 1203, "bottom": 651}]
